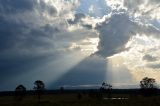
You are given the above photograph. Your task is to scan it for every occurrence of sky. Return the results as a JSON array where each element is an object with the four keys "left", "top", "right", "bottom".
[{"left": 0, "top": 0, "right": 160, "bottom": 91}]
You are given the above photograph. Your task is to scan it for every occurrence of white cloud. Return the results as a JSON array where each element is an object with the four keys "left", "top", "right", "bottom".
[
  {"left": 116, "top": 34, "right": 160, "bottom": 82},
  {"left": 105, "top": 0, "right": 160, "bottom": 20},
  {"left": 106, "top": 0, "right": 125, "bottom": 10},
  {"left": 123, "top": 0, "right": 160, "bottom": 19}
]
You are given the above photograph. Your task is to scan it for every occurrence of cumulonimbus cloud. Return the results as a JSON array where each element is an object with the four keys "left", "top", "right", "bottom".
[{"left": 94, "top": 11, "right": 160, "bottom": 57}]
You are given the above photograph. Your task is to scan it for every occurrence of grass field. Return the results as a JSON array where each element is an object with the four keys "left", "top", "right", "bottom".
[{"left": 0, "top": 92, "right": 160, "bottom": 106}]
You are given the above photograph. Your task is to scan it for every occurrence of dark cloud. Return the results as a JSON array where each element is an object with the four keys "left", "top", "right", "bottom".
[
  {"left": 0, "top": 17, "right": 28, "bottom": 51},
  {"left": 0, "top": 0, "right": 36, "bottom": 14},
  {"left": 0, "top": 0, "right": 57, "bottom": 16},
  {"left": 143, "top": 54, "right": 158, "bottom": 62},
  {"left": 146, "top": 63, "right": 160, "bottom": 69},
  {"left": 0, "top": 0, "right": 59, "bottom": 53},
  {"left": 0, "top": 0, "right": 64, "bottom": 91},
  {"left": 68, "top": 13, "right": 93, "bottom": 29},
  {"left": 0, "top": 0, "right": 100, "bottom": 91},
  {"left": 0, "top": 18, "right": 57, "bottom": 57},
  {"left": 95, "top": 13, "right": 137, "bottom": 57},
  {"left": 95, "top": 12, "right": 160, "bottom": 57},
  {"left": 0, "top": 55, "right": 52, "bottom": 80},
  {"left": 68, "top": 13, "right": 86, "bottom": 24},
  {"left": 0, "top": 0, "right": 60, "bottom": 57}
]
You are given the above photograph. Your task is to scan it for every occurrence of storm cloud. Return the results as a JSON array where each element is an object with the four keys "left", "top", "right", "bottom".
[
  {"left": 0, "top": 0, "right": 99, "bottom": 90},
  {"left": 95, "top": 12, "right": 160, "bottom": 57}
]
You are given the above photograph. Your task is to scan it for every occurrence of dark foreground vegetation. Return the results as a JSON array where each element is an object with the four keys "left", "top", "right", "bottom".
[
  {"left": 1, "top": 89, "right": 160, "bottom": 106},
  {"left": 0, "top": 77, "right": 159, "bottom": 106}
]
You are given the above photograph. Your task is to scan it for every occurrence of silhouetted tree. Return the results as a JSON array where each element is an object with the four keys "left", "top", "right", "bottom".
[
  {"left": 15, "top": 84, "right": 26, "bottom": 101},
  {"left": 140, "top": 77, "right": 157, "bottom": 96},
  {"left": 101, "top": 82, "right": 112, "bottom": 90},
  {"left": 34, "top": 80, "right": 45, "bottom": 101},
  {"left": 100, "top": 82, "right": 112, "bottom": 98},
  {"left": 140, "top": 77, "right": 156, "bottom": 89}
]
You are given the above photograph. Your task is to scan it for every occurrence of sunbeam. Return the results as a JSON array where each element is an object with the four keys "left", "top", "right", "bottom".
[
  {"left": 7, "top": 51, "right": 87, "bottom": 90},
  {"left": 106, "top": 55, "right": 135, "bottom": 88}
]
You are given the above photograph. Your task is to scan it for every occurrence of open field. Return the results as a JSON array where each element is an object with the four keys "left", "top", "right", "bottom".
[{"left": 0, "top": 90, "right": 160, "bottom": 106}]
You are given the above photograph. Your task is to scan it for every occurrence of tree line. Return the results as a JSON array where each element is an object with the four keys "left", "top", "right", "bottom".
[
  {"left": 15, "top": 80, "right": 45, "bottom": 102},
  {"left": 14, "top": 77, "right": 158, "bottom": 101}
]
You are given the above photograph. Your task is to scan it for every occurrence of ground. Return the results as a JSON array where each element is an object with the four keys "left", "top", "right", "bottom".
[{"left": 0, "top": 93, "right": 160, "bottom": 106}]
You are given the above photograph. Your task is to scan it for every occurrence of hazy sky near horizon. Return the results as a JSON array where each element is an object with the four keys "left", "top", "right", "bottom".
[{"left": 0, "top": 0, "right": 160, "bottom": 91}]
